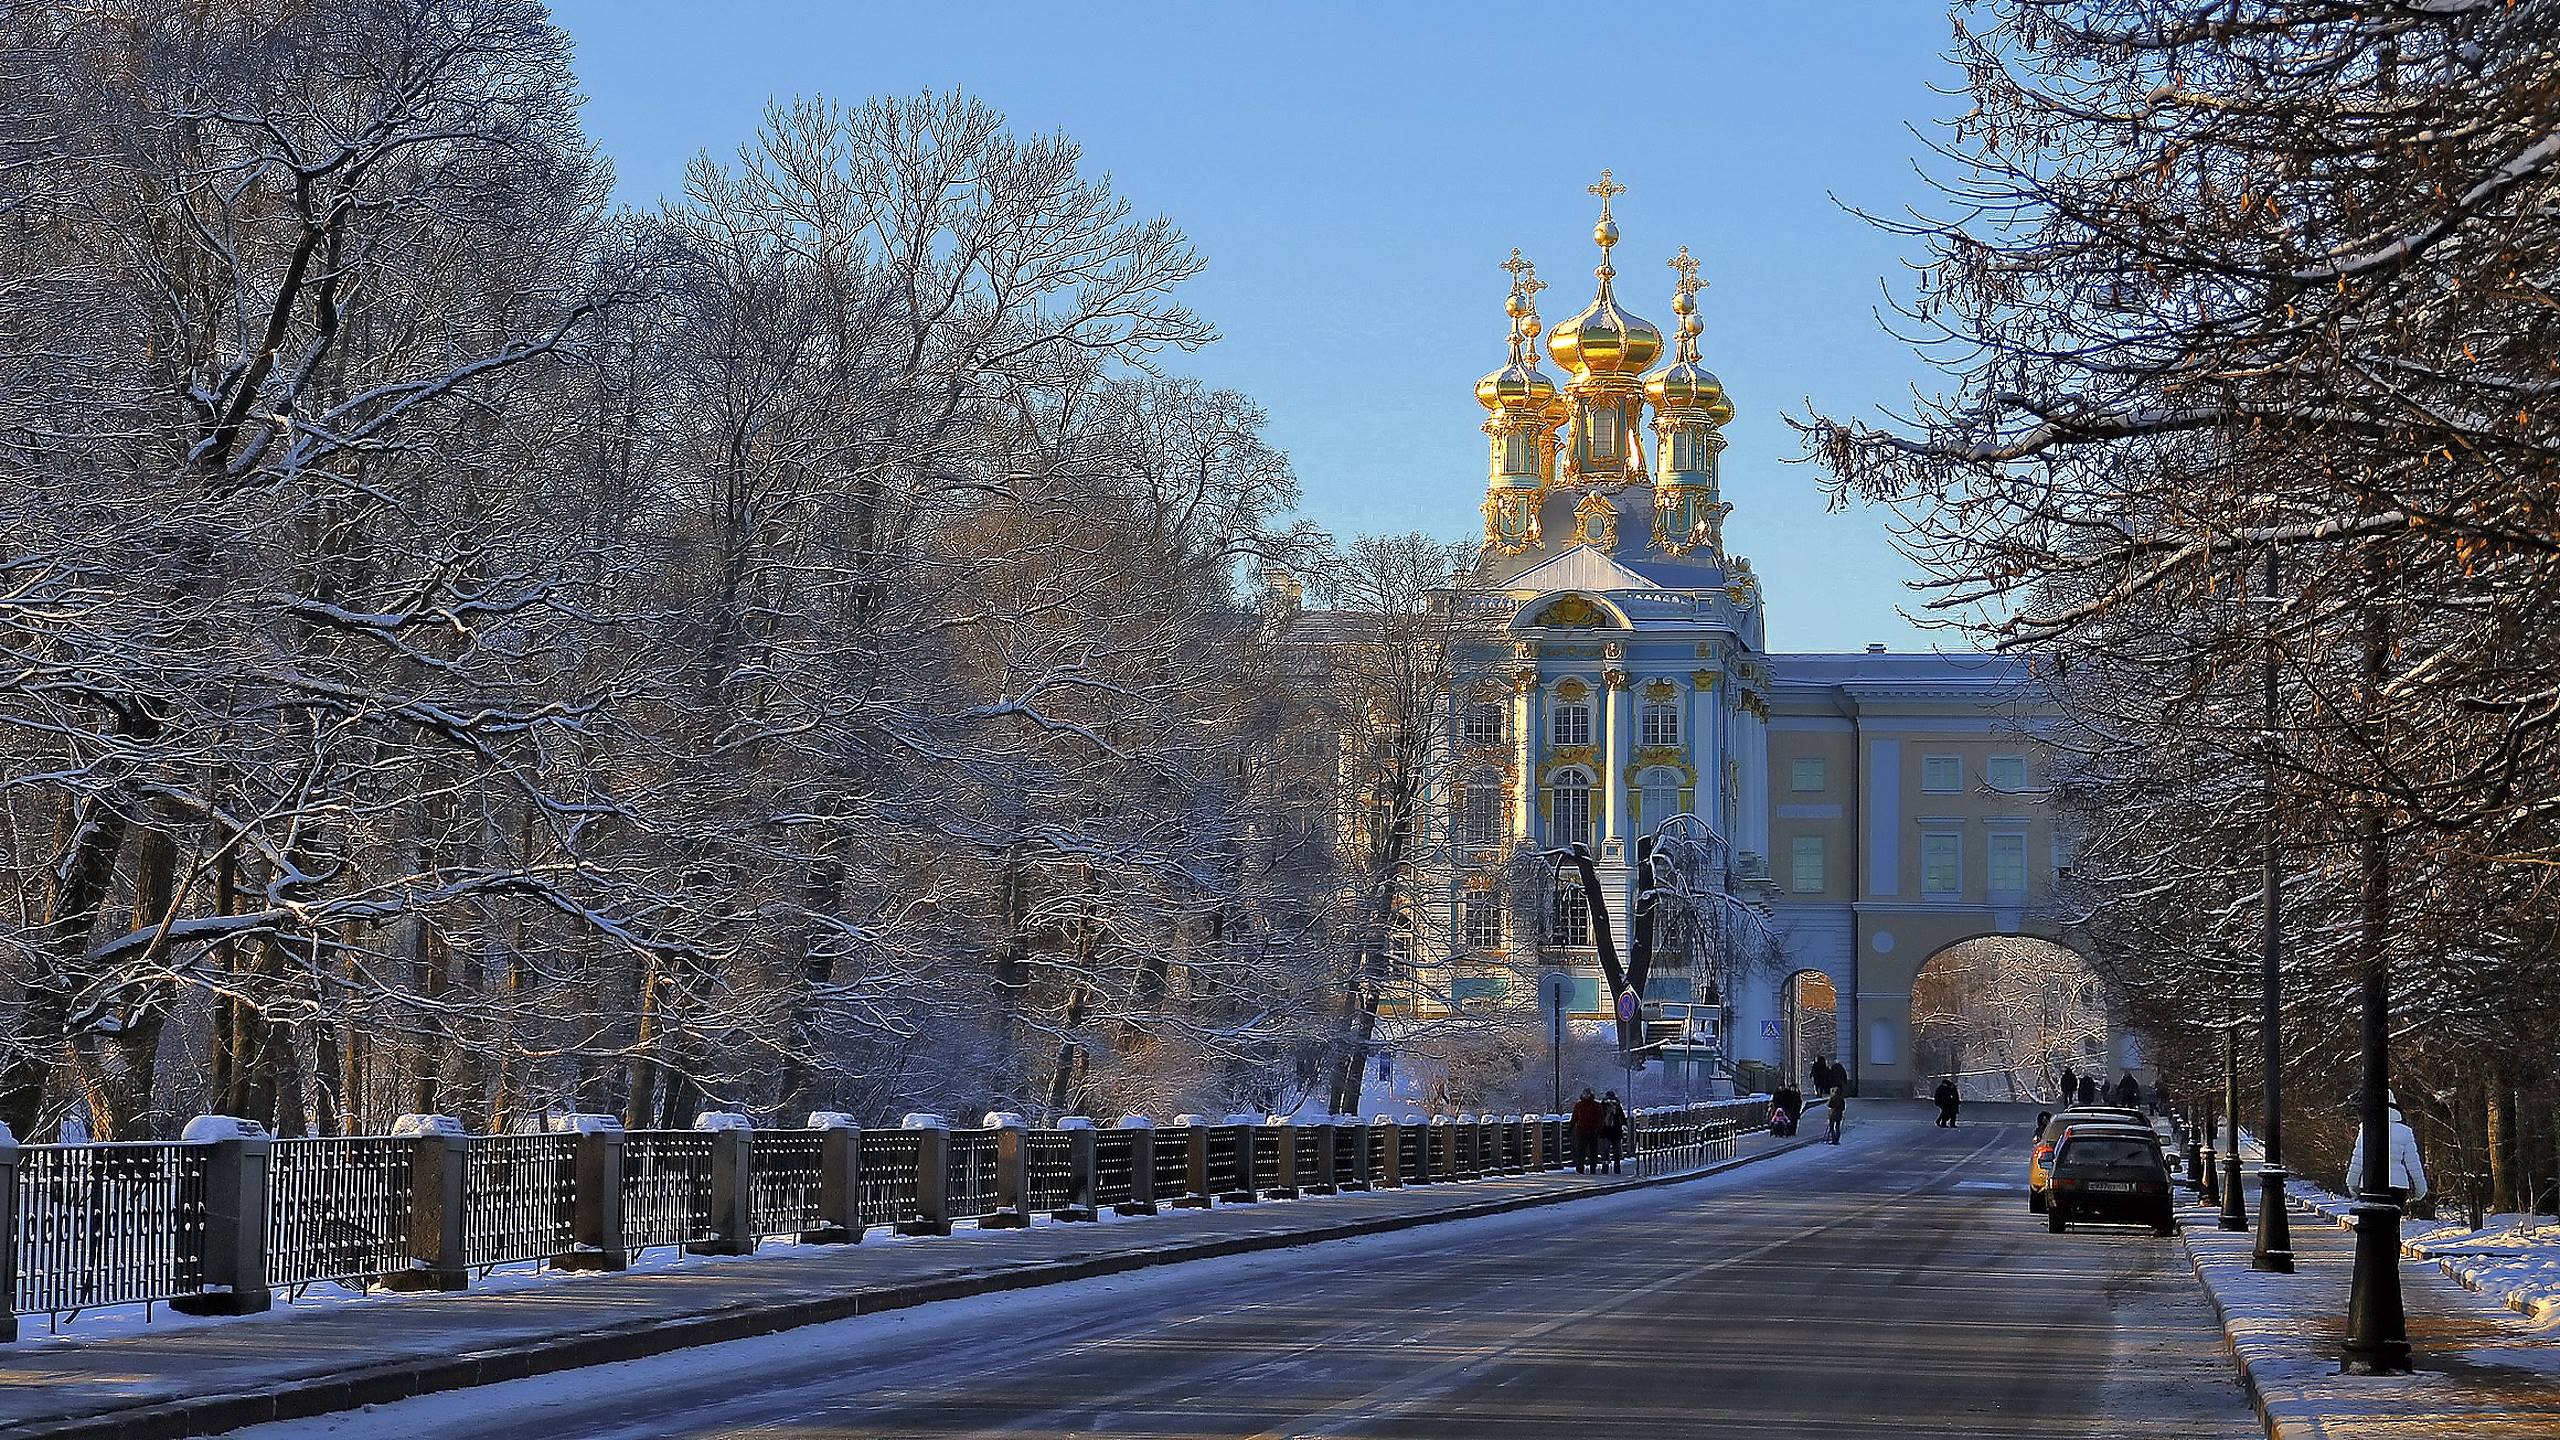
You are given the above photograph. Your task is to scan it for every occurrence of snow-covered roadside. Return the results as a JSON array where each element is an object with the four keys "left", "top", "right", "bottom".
[{"left": 2285, "top": 1178, "right": 2560, "bottom": 1323}]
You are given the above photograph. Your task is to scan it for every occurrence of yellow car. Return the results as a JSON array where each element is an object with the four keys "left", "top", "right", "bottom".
[{"left": 2028, "top": 1108, "right": 2154, "bottom": 1212}]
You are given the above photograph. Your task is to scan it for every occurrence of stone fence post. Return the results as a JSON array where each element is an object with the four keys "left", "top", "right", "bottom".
[
  {"left": 1171, "top": 1114, "right": 1212, "bottom": 1208},
  {"left": 553, "top": 1113, "right": 626, "bottom": 1270},
  {"left": 899, "top": 1114, "right": 953, "bottom": 1236},
  {"left": 381, "top": 1113, "right": 467, "bottom": 1293},
  {"left": 983, "top": 1112, "right": 1032, "bottom": 1229},
  {"left": 1054, "top": 1117, "right": 1099, "bottom": 1222},
  {"left": 689, "top": 1111, "right": 755, "bottom": 1256},
  {"left": 0, "top": 1124, "right": 17, "bottom": 1340},
  {"left": 1116, "top": 1115, "right": 1157, "bottom": 1215},
  {"left": 806, "top": 1111, "right": 862, "bottom": 1244}
]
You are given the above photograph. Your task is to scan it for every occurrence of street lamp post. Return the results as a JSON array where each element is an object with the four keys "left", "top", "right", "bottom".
[
  {"left": 2219, "top": 1016, "right": 2248, "bottom": 1231},
  {"left": 2253, "top": 545, "right": 2295, "bottom": 1271}
]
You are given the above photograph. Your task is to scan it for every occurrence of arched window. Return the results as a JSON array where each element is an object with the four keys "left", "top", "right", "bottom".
[
  {"left": 1462, "top": 702, "right": 1503, "bottom": 748},
  {"left": 1460, "top": 774, "right": 1502, "bottom": 845},
  {"left": 1500, "top": 432, "right": 1534, "bottom": 473},
  {"left": 1587, "top": 406, "right": 1618, "bottom": 457},
  {"left": 1546, "top": 769, "right": 1594, "bottom": 851},
  {"left": 1637, "top": 766, "right": 1684, "bottom": 824},
  {"left": 1640, "top": 694, "right": 1680, "bottom": 747},
  {"left": 1550, "top": 696, "right": 1592, "bottom": 748},
  {"left": 1548, "top": 877, "right": 1592, "bottom": 947}
]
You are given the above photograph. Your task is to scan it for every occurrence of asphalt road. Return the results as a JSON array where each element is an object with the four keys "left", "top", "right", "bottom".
[{"left": 259, "top": 1100, "right": 2256, "bottom": 1440}]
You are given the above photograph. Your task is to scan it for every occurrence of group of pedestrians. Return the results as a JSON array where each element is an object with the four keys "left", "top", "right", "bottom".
[
  {"left": 1568, "top": 1088, "right": 1628, "bottom": 1174},
  {"left": 1807, "top": 1056, "right": 1847, "bottom": 1144},
  {"left": 2055, "top": 1064, "right": 2151, "bottom": 1111}
]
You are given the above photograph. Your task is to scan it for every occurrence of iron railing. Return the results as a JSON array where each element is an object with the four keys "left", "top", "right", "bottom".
[
  {"left": 750, "top": 1132, "right": 826, "bottom": 1239},
  {"left": 1025, "top": 1131, "right": 1076, "bottom": 1213},
  {"left": 857, "top": 1131, "right": 923, "bottom": 1230},
  {"left": 1093, "top": 1131, "right": 1138, "bottom": 1209},
  {"left": 621, "top": 1132, "right": 715, "bottom": 1251},
  {"left": 269, "top": 1136, "right": 414, "bottom": 1291},
  {"left": 946, "top": 1128, "right": 998, "bottom": 1220},
  {"left": 463, "top": 1133, "right": 578, "bottom": 1269},
  {"left": 1151, "top": 1131, "right": 1191, "bottom": 1203},
  {"left": 14, "top": 1142, "right": 211, "bottom": 1317}
]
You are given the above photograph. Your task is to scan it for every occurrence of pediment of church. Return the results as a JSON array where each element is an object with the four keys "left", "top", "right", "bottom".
[{"left": 1505, "top": 544, "right": 1723, "bottom": 598}]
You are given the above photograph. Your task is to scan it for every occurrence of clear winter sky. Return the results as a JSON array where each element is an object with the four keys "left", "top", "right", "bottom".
[{"left": 548, "top": 2, "right": 1968, "bottom": 652}]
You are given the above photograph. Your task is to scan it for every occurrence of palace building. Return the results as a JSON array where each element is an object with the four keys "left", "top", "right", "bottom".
[{"left": 1418, "top": 175, "right": 2111, "bottom": 1098}]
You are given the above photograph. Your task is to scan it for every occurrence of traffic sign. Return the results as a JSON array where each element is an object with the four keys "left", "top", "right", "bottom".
[
  {"left": 1541, "top": 973, "right": 1574, "bottom": 1017},
  {"left": 1760, "top": 1019, "right": 1783, "bottom": 1040},
  {"left": 1616, "top": 990, "right": 1639, "bottom": 1023}
]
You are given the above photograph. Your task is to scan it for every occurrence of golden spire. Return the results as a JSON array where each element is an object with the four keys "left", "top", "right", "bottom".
[
  {"left": 1588, "top": 169, "right": 1626, "bottom": 290},
  {"left": 1645, "top": 244, "right": 1731, "bottom": 427},
  {"left": 1668, "top": 245, "right": 1706, "bottom": 363},
  {"left": 1549, "top": 170, "right": 1661, "bottom": 380},
  {"left": 1478, "top": 250, "right": 1562, "bottom": 415}
]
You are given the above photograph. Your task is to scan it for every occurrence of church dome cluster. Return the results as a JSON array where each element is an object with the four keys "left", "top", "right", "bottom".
[{"left": 1477, "top": 173, "right": 1736, "bottom": 561}]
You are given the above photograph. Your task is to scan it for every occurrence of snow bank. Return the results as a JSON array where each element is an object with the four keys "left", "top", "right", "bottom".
[{"left": 2286, "top": 1178, "right": 2560, "bottom": 1322}]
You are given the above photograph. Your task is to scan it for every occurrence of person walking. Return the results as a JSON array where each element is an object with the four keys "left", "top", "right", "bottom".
[
  {"left": 2077, "top": 1074, "right": 2100, "bottom": 1106},
  {"left": 1810, "top": 1056, "right": 1834, "bottom": 1097},
  {"left": 1569, "top": 1088, "right": 1602, "bottom": 1174},
  {"left": 1825, "top": 1081, "right": 1847, "bottom": 1144},
  {"left": 1599, "top": 1090, "right": 1628, "bottom": 1174},
  {"left": 2114, "top": 1072, "right": 2143, "bottom": 1109},
  {"left": 2058, "top": 1064, "right": 2079, "bottom": 1106},
  {"left": 1933, "top": 1076, "right": 1961, "bottom": 1128},
  {"left": 2344, "top": 1089, "right": 2430, "bottom": 1209}
]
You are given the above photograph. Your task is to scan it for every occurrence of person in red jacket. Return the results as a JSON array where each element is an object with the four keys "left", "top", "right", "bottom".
[{"left": 1569, "top": 1088, "right": 1603, "bottom": 1173}]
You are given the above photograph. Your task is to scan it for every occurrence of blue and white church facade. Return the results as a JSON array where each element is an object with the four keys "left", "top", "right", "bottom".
[{"left": 1424, "top": 178, "right": 2135, "bottom": 1097}]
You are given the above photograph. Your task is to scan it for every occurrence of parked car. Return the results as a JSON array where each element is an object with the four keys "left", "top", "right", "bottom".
[
  {"left": 2047, "top": 1131, "right": 2177, "bottom": 1235},
  {"left": 2028, "top": 1109, "right": 2161, "bottom": 1212}
]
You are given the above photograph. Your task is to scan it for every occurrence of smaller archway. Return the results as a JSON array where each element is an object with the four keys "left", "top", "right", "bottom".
[
  {"left": 1909, "top": 936, "right": 2109, "bottom": 1100},
  {"left": 1780, "top": 970, "right": 1838, "bottom": 1086}
]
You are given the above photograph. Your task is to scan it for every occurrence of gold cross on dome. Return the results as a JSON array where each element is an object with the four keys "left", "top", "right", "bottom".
[
  {"left": 1502, "top": 248, "right": 1545, "bottom": 304},
  {"left": 1669, "top": 245, "right": 1705, "bottom": 300},
  {"left": 1588, "top": 169, "right": 1625, "bottom": 217}
]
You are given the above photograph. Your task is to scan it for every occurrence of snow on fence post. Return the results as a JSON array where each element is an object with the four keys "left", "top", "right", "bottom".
[
  {"left": 1372, "top": 1114, "right": 1402, "bottom": 1188},
  {"left": 551, "top": 1114, "right": 627, "bottom": 1270},
  {"left": 380, "top": 1114, "right": 468, "bottom": 1294},
  {"left": 688, "top": 1112, "right": 756, "bottom": 1257},
  {"left": 1219, "top": 1114, "right": 1261, "bottom": 1204},
  {"left": 805, "top": 1112, "right": 862, "bottom": 1244},
  {"left": 1263, "top": 1115, "right": 1299, "bottom": 1199},
  {"left": 981, "top": 1112, "right": 1031, "bottom": 1229},
  {"left": 1115, "top": 1116, "right": 1158, "bottom": 1215},
  {"left": 1169, "top": 1115, "right": 1212, "bottom": 1208},
  {"left": 0, "top": 1123, "right": 16, "bottom": 1341},
  {"left": 1525, "top": 1114, "right": 1547, "bottom": 1171},
  {"left": 1053, "top": 1117, "right": 1099, "bottom": 1222},
  {"left": 171, "top": 1115, "right": 273, "bottom": 1314},
  {"left": 899, "top": 1115, "right": 953, "bottom": 1236},
  {"left": 1304, "top": 1115, "right": 1337, "bottom": 1195}
]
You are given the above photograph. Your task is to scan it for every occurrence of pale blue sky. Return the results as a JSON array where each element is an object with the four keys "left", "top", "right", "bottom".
[{"left": 549, "top": 2, "right": 1964, "bottom": 651}]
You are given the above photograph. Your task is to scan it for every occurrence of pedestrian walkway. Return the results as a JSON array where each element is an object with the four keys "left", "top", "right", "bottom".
[
  {"left": 2184, "top": 1164, "right": 2560, "bottom": 1439},
  {"left": 0, "top": 1127, "right": 1805, "bottom": 1440}
]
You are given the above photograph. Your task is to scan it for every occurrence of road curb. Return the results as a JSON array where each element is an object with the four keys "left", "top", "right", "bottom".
[
  {"left": 2181, "top": 1216, "right": 2289, "bottom": 1440},
  {"left": 13, "top": 1137, "right": 1815, "bottom": 1440}
]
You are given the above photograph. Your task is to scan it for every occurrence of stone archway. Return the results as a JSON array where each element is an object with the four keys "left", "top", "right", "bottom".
[{"left": 1907, "top": 936, "right": 2111, "bottom": 1101}]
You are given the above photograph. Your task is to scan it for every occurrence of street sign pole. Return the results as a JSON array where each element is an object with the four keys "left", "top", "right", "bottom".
[{"left": 1543, "top": 973, "right": 1572, "bottom": 1115}]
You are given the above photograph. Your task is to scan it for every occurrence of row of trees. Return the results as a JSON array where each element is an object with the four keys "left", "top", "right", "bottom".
[
  {"left": 0, "top": 0, "right": 1527, "bottom": 1141},
  {"left": 1807, "top": 0, "right": 2560, "bottom": 1211}
]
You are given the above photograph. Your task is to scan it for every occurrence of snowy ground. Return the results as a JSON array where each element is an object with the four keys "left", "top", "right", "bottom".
[{"left": 2285, "top": 1178, "right": 2560, "bottom": 1323}]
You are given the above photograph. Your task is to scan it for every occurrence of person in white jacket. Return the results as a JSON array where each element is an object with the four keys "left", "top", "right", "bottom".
[{"left": 2344, "top": 1090, "right": 2429, "bottom": 1204}]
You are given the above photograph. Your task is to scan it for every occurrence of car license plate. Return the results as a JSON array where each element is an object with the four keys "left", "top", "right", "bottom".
[{"left": 2088, "top": 1181, "right": 2137, "bottom": 1193}]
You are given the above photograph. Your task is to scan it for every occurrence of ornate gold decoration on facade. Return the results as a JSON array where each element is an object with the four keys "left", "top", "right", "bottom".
[
  {"left": 1625, "top": 747, "right": 1698, "bottom": 785},
  {"left": 1737, "top": 688, "right": 1770, "bottom": 721},
  {"left": 1602, "top": 667, "right": 1630, "bottom": 691},
  {"left": 1512, "top": 668, "right": 1540, "bottom": 693},
  {"left": 1603, "top": 641, "right": 1624, "bottom": 661},
  {"left": 1551, "top": 676, "right": 1590, "bottom": 701},
  {"left": 1690, "top": 670, "right": 1720, "bottom": 689},
  {"left": 1478, "top": 251, "right": 1564, "bottom": 555},
  {"left": 1542, "top": 745, "right": 1598, "bottom": 776},
  {"left": 1645, "top": 246, "right": 1735, "bottom": 558},
  {"left": 1642, "top": 678, "right": 1678, "bottom": 702},
  {"left": 1533, "top": 594, "right": 1608, "bottom": 629},
  {"left": 1570, "top": 492, "right": 1617, "bottom": 549}
]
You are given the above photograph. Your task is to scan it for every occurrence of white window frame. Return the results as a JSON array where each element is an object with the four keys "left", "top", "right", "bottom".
[
  {"left": 1791, "top": 834, "right": 1826, "bottom": 894},
  {"left": 1986, "top": 754, "right": 2028, "bottom": 793},
  {"left": 1588, "top": 405, "right": 1618, "bottom": 456},
  {"left": 1462, "top": 895, "right": 1502, "bottom": 950},
  {"left": 1462, "top": 702, "right": 1503, "bottom": 748},
  {"left": 1548, "top": 770, "right": 1595, "bottom": 851},
  {"left": 1921, "top": 755, "right": 1963, "bottom": 793},
  {"left": 1790, "top": 756, "right": 1826, "bottom": 792},
  {"left": 1551, "top": 699, "right": 1592, "bottom": 748},
  {"left": 1548, "top": 880, "right": 1592, "bottom": 947},
  {"left": 1639, "top": 696, "right": 1680, "bottom": 748},
  {"left": 1987, "top": 830, "right": 2027, "bottom": 895},
  {"left": 1922, "top": 831, "right": 1962, "bottom": 897},
  {"left": 1637, "top": 766, "right": 1682, "bottom": 824},
  {"left": 1460, "top": 776, "right": 1502, "bottom": 846}
]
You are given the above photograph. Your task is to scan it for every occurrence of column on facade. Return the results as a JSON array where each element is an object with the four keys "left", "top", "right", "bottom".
[
  {"left": 1737, "top": 689, "right": 1771, "bottom": 868},
  {"left": 1601, "top": 666, "right": 1631, "bottom": 850},
  {"left": 1689, "top": 668, "right": 1721, "bottom": 843},
  {"left": 1510, "top": 665, "right": 1540, "bottom": 842}
]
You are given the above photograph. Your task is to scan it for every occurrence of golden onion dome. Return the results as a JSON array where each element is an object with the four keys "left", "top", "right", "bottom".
[
  {"left": 1645, "top": 246, "right": 1733, "bottom": 425},
  {"left": 1479, "top": 252, "right": 1562, "bottom": 412},
  {"left": 1548, "top": 173, "right": 1663, "bottom": 377}
]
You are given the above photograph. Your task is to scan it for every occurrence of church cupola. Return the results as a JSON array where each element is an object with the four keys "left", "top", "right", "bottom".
[
  {"left": 1547, "top": 171, "right": 1660, "bottom": 488},
  {"left": 1645, "top": 246, "right": 1735, "bottom": 558},
  {"left": 1477, "top": 250, "right": 1564, "bottom": 555}
]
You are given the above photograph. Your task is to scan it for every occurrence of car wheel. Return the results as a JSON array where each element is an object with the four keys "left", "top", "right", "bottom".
[
  {"left": 2153, "top": 1219, "right": 2177, "bottom": 1236},
  {"left": 2028, "top": 1188, "right": 2046, "bottom": 1214},
  {"left": 2047, "top": 1207, "right": 2067, "bottom": 1234}
]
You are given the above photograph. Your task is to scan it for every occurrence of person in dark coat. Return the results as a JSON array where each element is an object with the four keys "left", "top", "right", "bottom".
[
  {"left": 1825, "top": 1083, "right": 1847, "bottom": 1144},
  {"left": 2058, "top": 1065, "right": 2079, "bottom": 1106},
  {"left": 1569, "top": 1088, "right": 1602, "bottom": 1173},
  {"left": 2077, "top": 1075, "right": 2100, "bottom": 1105},
  {"left": 1776, "top": 1083, "right": 1803, "bottom": 1135},
  {"left": 1599, "top": 1091, "right": 1628, "bottom": 1174},
  {"left": 2114, "top": 1073, "right": 2143, "bottom": 1109},
  {"left": 1933, "top": 1077, "right": 1961, "bottom": 1128}
]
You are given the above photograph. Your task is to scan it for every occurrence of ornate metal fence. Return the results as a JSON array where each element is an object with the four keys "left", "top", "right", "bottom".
[
  {"left": 1204, "top": 1128, "right": 1243, "bottom": 1197},
  {"left": 1249, "top": 1128, "right": 1282, "bottom": 1193},
  {"left": 1092, "top": 1132, "right": 1138, "bottom": 1209},
  {"left": 945, "top": 1128, "right": 997, "bottom": 1221},
  {"left": 14, "top": 1143, "right": 211, "bottom": 1317},
  {"left": 1293, "top": 1128, "right": 1321, "bottom": 1187},
  {"left": 1150, "top": 1131, "right": 1190, "bottom": 1203},
  {"left": 621, "top": 1132, "right": 716, "bottom": 1252},
  {"left": 1396, "top": 1127, "right": 1425, "bottom": 1181},
  {"left": 269, "top": 1136, "right": 415, "bottom": 1292},
  {"left": 1334, "top": 1125, "right": 1364, "bottom": 1184},
  {"left": 855, "top": 1130, "right": 922, "bottom": 1230},
  {"left": 1025, "top": 1131, "right": 1075, "bottom": 1213},
  {"left": 749, "top": 1132, "right": 826, "bottom": 1239},
  {"left": 463, "top": 1133, "right": 578, "bottom": 1269},
  {"left": 1367, "top": 1126, "right": 1390, "bottom": 1182}
]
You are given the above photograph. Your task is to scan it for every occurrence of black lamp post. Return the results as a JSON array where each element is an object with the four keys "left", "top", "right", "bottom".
[
  {"left": 2200, "top": 1095, "right": 2221, "bottom": 1208},
  {"left": 2253, "top": 545, "right": 2294, "bottom": 1271},
  {"left": 2219, "top": 1016, "right": 2249, "bottom": 1230},
  {"left": 2340, "top": 568, "right": 2410, "bottom": 1376}
]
